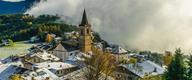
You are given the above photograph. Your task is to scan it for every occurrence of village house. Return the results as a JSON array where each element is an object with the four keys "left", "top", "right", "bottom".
[
  {"left": 21, "top": 68, "right": 59, "bottom": 80},
  {"left": 54, "top": 37, "right": 63, "bottom": 42},
  {"left": 0, "top": 65, "right": 29, "bottom": 80},
  {"left": 30, "top": 36, "right": 40, "bottom": 43},
  {"left": 1, "top": 39, "right": 13, "bottom": 46},
  {"left": 64, "top": 31, "right": 79, "bottom": 41},
  {"left": 128, "top": 53, "right": 146, "bottom": 63},
  {"left": 61, "top": 67, "right": 115, "bottom": 80},
  {"left": 25, "top": 51, "right": 60, "bottom": 64},
  {"left": 0, "top": 65, "right": 59, "bottom": 80},
  {"left": 48, "top": 43, "right": 69, "bottom": 62},
  {"left": 32, "top": 62, "right": 79, "bottom": 77},
  {"left": 106, "top": 45, "right": 128, "bottom": 61},
  {"left": 1, "top": 55, "right": 21, "bottom": 64},
  {"left": 28, "top": 43, "right": 53, "bottom": 53},
  {"left": 28, "top": 42, "right": 72, "bottom": 62},
  {"left": 115, "top": 60, "right": 165, "bottom": 80}
]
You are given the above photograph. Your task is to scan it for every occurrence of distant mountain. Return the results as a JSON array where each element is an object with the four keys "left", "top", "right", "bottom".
[{"left": 0, "top": 0, "right": 40, "bottom": 14}]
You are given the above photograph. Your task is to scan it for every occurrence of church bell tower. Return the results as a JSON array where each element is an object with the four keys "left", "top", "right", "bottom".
[{"left": 79, "top": 9, "right": 93, "bottom": 53}]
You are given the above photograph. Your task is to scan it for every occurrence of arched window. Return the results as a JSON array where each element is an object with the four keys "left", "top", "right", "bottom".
[
  {"left": 87, "top": 29, "right": 89, "bottom": 34},
  {"left": 81, "top": 29, "right": 83, "bottom": 35}
]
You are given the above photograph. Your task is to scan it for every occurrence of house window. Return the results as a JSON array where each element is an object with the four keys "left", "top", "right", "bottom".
[
  {"left": 57, "top": 71, "right": 59, "bottom": 74},
  {"left": 34, "top": 58, "right": 38, "bottom": 63},
  {"left": 34, "top": 59, "right": 36, "bottom": 62}
]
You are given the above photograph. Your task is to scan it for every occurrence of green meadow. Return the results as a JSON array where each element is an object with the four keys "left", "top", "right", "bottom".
[{"left": 0, "top": 41, "right": 35, "bottom": 58}]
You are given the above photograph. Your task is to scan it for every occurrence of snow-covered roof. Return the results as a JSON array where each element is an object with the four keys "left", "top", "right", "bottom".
[
  {"left": 64, "top": 31, "right": 78, "bottom": 35},
  {"left": 21, "top": 68, "right": 59, "bottom": 80},
  {"left": 30, "top": 36, "right": 39, "bottom": 40},
  {"left": 121, "top": 60, "right": 165, "bottom": 78},
  {"left": 67, "top": 50, "right": 90, "bottom": 62},
  {"left": 49, "top": 33, "right": 56, "bottom": 38},
  {"left": 61, "top": 67, "right": 86, "bottom": 80},
  {"left": 0, "top": 62, "right": 59, "bottom": 80},
  {"left": 55, "top": 37, "right": 62, "bottom": 40},
  {"left": 112, "top": 45, "right": 127, "bottom": 54},
  {"left": 93, "top": 42, "right": 103, "bottom": 50},
  {"left": 0, "top": 64, "right": 11, "bottom": 75},
  {"left": 0, "top": 61, "right": 24, "bottom": 78},
  {"left": 0, "top": 65, "right": 29, "bottom": 80},
  {"left": 64, "top": 32, "right": 72, "bottom": 35},
  {"left": 31, "top": 51, "right": 60, "bottom": 61},
  {"left": 33, "top": 62, "right": 76, "bottom": 71},
  {"left": 128, "top": 54, "right": 146, "bottom": 59},
  {"left": 29, "top": 43, "right": 54, "bottom": 52},
  {"left": 61, "top": 67, "right": 115, "bottom": 80},
  {"left": 1, "top": 56, "right": 20, "bottom": 64}
]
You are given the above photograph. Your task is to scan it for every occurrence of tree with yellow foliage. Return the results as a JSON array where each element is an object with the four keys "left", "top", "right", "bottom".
[
  {"left": 163, "top": 51, "right": 173, "bottom": 66},
  {"left": 9, "top": 74, "right": 23, "bottom": 80},
  {"left": 45, "top": 34, "right": 53, "bottom": 43},
  {"left": 128, "top": 57, "right": 137, "bottom": 64},
  {"left": 84, "top": 50, "right": 117, "bottom": 80},
  {"left": 142, "top": 75, "right": 164, "bottom": 80}
]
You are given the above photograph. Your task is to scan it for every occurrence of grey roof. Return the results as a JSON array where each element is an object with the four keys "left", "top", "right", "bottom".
[
  {"left": 28, "top": 43, "right": 54, "bottom": 53},
  {"left": 54, "top": 43, "right": 67, "bottom": 52},
  {"left": 121, "top": 60, "right": 165, "bottom": 78}
]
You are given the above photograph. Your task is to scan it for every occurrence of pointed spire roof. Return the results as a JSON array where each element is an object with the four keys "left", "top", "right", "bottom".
[{"left": 80, "top": 9, "right": 89, "bottom": 26}]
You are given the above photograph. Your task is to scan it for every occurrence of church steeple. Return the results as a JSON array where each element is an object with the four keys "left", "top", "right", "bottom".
[
  {"left": 79, "top": 9, "right": 92, "bottom": 53},
  {"left": 80, "top": 9, "right": 89, "bottom": 26}
]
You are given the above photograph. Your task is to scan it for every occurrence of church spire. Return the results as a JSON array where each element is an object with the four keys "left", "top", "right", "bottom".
[
  {"left": 80, "top": 9, "right": 89, "bottom": 26},
  {"left": 79, "top": 9, "right": 92, "bottom": 53}
]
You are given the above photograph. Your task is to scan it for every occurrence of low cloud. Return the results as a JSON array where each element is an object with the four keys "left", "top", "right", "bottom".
[{"left": 26, "top": 0, "right": 192, "bottom": 54}]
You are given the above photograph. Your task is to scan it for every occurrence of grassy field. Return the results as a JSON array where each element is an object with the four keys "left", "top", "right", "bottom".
[{"left": 0, "top": 41, "right": 35, "bottom": 59}]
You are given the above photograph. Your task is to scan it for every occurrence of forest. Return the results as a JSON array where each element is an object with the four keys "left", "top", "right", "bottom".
[{"left": 0, "top": 14, "right": 77, "bottom": 42}]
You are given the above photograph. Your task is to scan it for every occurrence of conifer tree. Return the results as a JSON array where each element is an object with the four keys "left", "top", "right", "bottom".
[
  {"left": 165, "top": 48, "right": 186, "bottom": 80},
  {"left": 186, "top": 55, "right": 192, "bottom": 80}
]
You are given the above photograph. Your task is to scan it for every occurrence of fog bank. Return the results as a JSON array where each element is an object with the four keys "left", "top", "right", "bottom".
[{"left": 26, "top": 0, "right": 192, "bottom": 54}]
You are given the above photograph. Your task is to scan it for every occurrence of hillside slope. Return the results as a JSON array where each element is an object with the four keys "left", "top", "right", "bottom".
[{"left": 0, "top": 14, "right": 77, "bottom": 41}]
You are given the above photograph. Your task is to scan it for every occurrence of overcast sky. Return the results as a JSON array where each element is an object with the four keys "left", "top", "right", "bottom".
[{"left": 26, "top": 0, "right": 192, "bottom": 54}]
